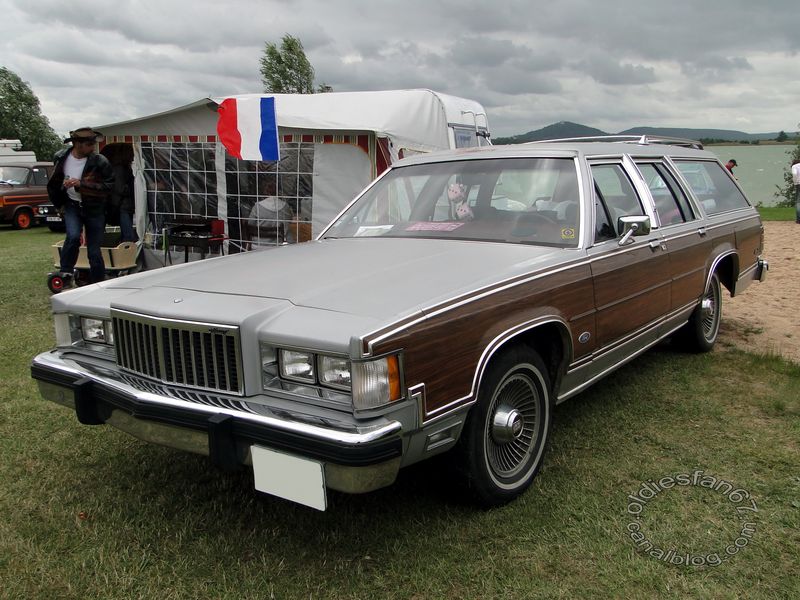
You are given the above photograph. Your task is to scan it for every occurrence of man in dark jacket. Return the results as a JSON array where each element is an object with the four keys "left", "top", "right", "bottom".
[{"left": 47, "top": 128, "right": 114, "bottom": 283}]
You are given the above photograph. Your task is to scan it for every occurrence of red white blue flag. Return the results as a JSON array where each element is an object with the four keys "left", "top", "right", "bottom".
[{"left": 216, "top": 96, "right": 280, "bottom": 162}]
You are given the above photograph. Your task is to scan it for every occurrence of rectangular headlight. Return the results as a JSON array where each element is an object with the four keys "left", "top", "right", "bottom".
[
  {"left": 352, "top": 355, "right": 402, "bottom": 410},
  {"left": 81, "top": 317, "right": 113, "bottom": 345},
  {"left": 279, "top": 349, "right": 315, "bottom": 383},
  {"left": 318, "top": 355, "right": 351, "bottom": 390}
]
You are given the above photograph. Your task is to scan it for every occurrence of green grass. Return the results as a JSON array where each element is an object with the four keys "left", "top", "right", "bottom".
[
  {"left": 1, "top": 226, "right": 799, "bottom": 599},
  {"left": 757, "top": 206, "right": 795, "bottom": 221}
]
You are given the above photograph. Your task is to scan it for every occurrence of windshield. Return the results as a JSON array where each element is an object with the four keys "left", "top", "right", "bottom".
[
  {"left": 0, "top": 166, "right": 29, "bottom": 184},
  {"left": 324, "top": 157, "right": 581, "bottom": 248}
]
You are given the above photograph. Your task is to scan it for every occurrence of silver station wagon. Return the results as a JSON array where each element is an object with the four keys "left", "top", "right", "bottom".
[{"left": 31, "top": 136, "right": 768, "bottom": 510}]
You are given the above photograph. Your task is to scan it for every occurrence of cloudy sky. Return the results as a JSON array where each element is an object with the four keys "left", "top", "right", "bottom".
[{"left": 2, "top": 0, "right": 798, "bottom": 138}]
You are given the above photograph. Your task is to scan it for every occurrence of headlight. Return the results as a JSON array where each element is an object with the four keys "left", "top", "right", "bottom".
[
  {"left": 318, "top": 355, "right": 351, "bottom": 390},
  {"left": 81, "top": 317, "right": 114, "bottom": 345},
  {"left": 352, "top": 355, "right": 401, "bottom": 410},
  {"left": 261, "top": 343, "right": 402, "bottom": 410},
  {"left": 55, "top": 314, "right": 81, "bottom": 346},
  {"left": 279, "top": 349, "right": 315, "bottom": 383}
]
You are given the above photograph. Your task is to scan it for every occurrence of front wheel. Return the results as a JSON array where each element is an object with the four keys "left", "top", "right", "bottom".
[
  {"left": 677, "top": 272, "right": 722, "bottom": 352},
  {"left": 47, "top": 273, "right": 65, "bottom": 294},
  {"left": 455, "top": 345, "right": 552, "bottom": 508},
  {"left": 12, "top": 209, "right": 33, "bottom": 230}
]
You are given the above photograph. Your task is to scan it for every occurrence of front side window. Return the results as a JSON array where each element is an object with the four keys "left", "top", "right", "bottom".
[
  {"left": 324, "top": 158, "right": 581, "bottom": 248},
  {"left": 674, "top": 160, "right": 750, "bottom": 214}
]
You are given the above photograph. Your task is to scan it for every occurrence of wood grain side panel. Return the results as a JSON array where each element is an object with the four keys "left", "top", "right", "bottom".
[
  {"left": 665, "top": 233, "right": 710, "bottom": 309},
  {"left": 590, "top": 247, "right": 671, "bottom": 346},
  {"left": 369, "top": 265, "right": 595, "bottom": 416},
  {"left": 734, "top": 218, "right": 764, "bottom": 272}
]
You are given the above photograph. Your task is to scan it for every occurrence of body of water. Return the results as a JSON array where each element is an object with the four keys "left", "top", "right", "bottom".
[{"left": 708, "top": 144, "right": 794, "bottom": 206}]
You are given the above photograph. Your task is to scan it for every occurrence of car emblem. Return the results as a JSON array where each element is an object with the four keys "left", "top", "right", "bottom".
[
  {"left": 208, "top": 327, "right": 229, "bottom": 335},
  {"left": 173, "top": 298, "right": 183, "bottom": 303},
  {"left": 578, "top": 332, "right": 591, "bottom": 344}
]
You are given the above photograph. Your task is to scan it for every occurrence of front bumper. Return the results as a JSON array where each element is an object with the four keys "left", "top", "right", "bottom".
[{"left": 31, "top": 350, "right": 403, "bottom": 505}]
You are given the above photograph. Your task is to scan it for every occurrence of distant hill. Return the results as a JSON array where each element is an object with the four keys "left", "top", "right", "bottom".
[
  {"left": 493, "top": 121, "right": 607, "bottom": 144},
  {"left": 493, "top": 122, "right": 788, "bottom": 145},
  {"left": 618, "top": 126, "right": 781, "bottom": 142}
]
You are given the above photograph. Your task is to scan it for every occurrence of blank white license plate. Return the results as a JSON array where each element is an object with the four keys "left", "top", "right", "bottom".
[{"left": 251, "top": 445, "right": 327, "bottom": 511}]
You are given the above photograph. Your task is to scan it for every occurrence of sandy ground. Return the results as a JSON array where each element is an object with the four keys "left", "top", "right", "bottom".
[{"left": 719, "top": 221, "right": 799, "bottom": 364}]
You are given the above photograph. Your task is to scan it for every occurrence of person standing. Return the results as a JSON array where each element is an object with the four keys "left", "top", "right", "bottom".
[
  {"left": 792, "top": 159, "right": 800, "bottom": 224},
  {"left": 102, "top": 144, "right": 137, "bottom": 242},
  {"left": 47, "top": 128, "right": 114, "bottom": 283}
]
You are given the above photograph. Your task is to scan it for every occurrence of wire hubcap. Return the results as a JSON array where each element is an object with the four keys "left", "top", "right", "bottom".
[{"left": 486, "top": 373, "right": 540, "bottom": 478}]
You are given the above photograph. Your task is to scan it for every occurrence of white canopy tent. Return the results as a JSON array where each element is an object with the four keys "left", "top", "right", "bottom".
[{"left": 96, "top": 90, "right": 490, "bottom": 257}]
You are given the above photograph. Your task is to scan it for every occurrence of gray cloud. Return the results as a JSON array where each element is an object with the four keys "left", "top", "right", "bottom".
[
  {"left": 574, "top": 57, "right": 658, "bottom": 85},
  {"left": 1, "top": 0, "right": 798, "bottom": 137}
]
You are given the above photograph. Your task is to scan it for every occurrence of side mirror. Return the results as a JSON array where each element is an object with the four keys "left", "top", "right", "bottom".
[{"left": 618, "top": 215, "right": 651, "bottom": 246}]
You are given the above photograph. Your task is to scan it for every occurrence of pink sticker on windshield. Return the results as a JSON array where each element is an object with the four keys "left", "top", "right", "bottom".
[{"left": 405, "top": 222, "right": 465, "bottom": 232}]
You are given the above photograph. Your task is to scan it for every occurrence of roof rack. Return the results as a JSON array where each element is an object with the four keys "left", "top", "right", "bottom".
[{"left": 527, "top": 135, "right": 704, "bottom": 150}]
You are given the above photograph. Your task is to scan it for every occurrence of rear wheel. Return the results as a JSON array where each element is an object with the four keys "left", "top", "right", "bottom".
[
  {"left": 455, "top": 345, "right": 552, "bottom": 507},
  {"left": 678, "top": 272, "right": 722, "bottom": 352},
  {"left": 12, "top": 208, "right": 33, "bottom": 230}
]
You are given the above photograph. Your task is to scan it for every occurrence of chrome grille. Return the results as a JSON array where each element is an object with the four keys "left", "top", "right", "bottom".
[{"left": 112, "top": 311, "right": 243, "bottom": 395}]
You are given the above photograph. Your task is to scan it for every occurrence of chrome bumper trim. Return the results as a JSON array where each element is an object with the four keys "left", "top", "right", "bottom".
[
  {"left": 31, "top": 350, "right": 401, "bottom": 447},
  {"left": 758, "top": 258, "right": 769, "bottom": 282}
]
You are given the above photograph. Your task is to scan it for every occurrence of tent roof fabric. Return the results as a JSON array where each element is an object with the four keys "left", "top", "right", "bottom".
[{"left": 97, "top": 89, "right": 488, "bottom": 153}]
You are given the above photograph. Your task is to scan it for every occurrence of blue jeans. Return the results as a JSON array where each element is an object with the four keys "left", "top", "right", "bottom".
[
  {"left": 119, "top": 210, "right": 138, "bottom": 242},
  {"left": 61, "top": 202, "right": 106, "bottom": 283},
  {"left": 795, "top": 185, "right": 800, "bottom": 223}
]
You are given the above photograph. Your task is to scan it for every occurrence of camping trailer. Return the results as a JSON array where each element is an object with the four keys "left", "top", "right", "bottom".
[
  {"left": 96, "top": 90, "right": 490, "bottom": 260},
  {"left": 0, "top": 139, "right": 37, "bottom": 165}
]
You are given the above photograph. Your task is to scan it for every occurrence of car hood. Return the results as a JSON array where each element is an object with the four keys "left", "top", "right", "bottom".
[{"left": 103, "top": 238, "right": 570, "bottom": 321}]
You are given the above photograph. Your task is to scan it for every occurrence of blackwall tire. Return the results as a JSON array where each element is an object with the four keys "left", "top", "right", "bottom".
[{"left": 456, "top": 345, "right": 552, "bottom": 508}]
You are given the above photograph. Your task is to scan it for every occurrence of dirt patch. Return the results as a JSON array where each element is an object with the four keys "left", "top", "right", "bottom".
[{"left": 718, "top": 221, "right": 799, "bottom": 364}]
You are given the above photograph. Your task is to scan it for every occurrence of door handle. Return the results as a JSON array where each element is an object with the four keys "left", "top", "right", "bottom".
[
  {"left": 697, "top": 227, "right": 707, "bottom": 236},
  {"left": 649, "top": 239, "right": 667, "bottom": 251}
]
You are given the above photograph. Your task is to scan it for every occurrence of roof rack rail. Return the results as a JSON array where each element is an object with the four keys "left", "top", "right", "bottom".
[{"left": 527, "top": 135, "right": 704, "bottom": 150}]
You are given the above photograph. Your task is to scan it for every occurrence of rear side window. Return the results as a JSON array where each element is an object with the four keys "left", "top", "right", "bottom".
[
  {"left": 591, "top": 164, "right": 644, "bottom": 240},
  {"left": 674, "top": 161, "right": 750, "bottom": 214},
  {"left": 637, "top": 162, "right": 695, "bottom": 226},
  {"left": 31, "top": 167, "right": 48, "bottom": 185}
]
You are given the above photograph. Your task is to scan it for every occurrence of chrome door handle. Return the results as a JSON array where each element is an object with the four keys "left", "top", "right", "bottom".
[
  {"left": 649, "top": 239, "right": 666, "bottom": 251},
  {"left": 698, "top": 227, "right": 707, "bottom": 236}
]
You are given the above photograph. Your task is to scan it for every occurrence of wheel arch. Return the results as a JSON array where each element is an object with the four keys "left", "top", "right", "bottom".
[
  {"left": 12, "top": 205, "right": 34, "bottom": 228},
  {"left": 472, "top": 318, "right": 572, "bottom": 402},
  {"left": 709, "top": 250, "right": 738, "bottom": 296}
]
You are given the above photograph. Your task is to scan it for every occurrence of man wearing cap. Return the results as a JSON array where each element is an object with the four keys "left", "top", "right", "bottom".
[
  {"left": 725, "top": 159, "right": 737, "bottom": 173},
  {"left": 47, "top": 128, "right": 114, "bottom": 284}
]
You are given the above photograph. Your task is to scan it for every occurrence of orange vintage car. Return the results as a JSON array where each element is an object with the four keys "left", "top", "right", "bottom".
[
  {"left": 31, "top": 137, "right": 767, "bottom": 510},
  {"left": 0, "top": 162, "right": 53, "bottom": 229}
]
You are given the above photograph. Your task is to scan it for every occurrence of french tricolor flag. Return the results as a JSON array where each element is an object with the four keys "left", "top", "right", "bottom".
[{"left": 216, "top": 96, "right": 280, "bottom": 162}]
